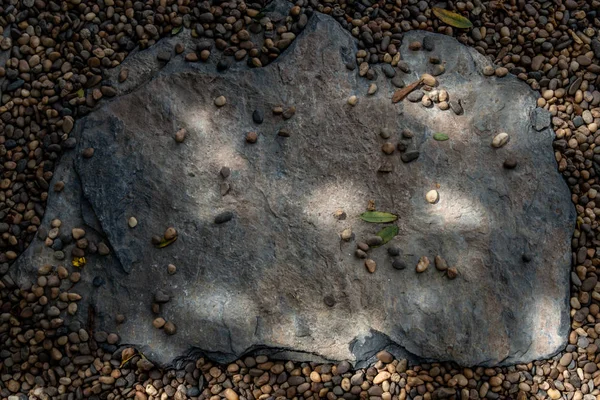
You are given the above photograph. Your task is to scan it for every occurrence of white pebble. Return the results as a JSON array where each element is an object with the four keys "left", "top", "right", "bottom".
[
  {"left": 426, "top": 190, "right": 439, "bottom": 204},
  {"left": 348, "top": 95, "right": 358, "bottom": 106},
  {"left": 128, "top": 217, "right": 138, "bottom": 228},
  {"left": 368, "top": 84, "right": 378, "bottom": 95},
  {"left": 492, "top": 132, "right": 510, "bottom": 148}
]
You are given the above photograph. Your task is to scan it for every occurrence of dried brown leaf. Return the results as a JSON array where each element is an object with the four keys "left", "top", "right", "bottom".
[{"left": 392, "top": 79, "right": 423, "bottom": 103}]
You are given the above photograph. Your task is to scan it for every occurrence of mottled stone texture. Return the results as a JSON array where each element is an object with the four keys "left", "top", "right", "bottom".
[{"left": 12, "top": 8, "right": 574, "bottom": 367}]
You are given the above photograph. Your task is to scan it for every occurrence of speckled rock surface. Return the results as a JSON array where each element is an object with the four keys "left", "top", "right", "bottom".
[{"left": 12, "top": 9, "right": 574, "bottom": 367}]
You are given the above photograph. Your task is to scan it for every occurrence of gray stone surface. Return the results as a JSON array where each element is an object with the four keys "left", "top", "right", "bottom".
[{"left": 11, "top": 9, "right": 574, "bottom": 367}]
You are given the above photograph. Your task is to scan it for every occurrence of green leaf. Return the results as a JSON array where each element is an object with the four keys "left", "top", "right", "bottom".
[
  {"left": 172, "top": 26, "right": 182, "bottom": 35},
  {"left": 375, "top": 225, "right": 399, "bottom": 246},
  {"left": 433, "top": 133, "right": 449, "bottom": 141},
  {"left": 76, "top": 88, "right": 85, "bottom": 98},
  {"left": 359, "top": 211, "right": 398, "bottom": 223},
  {"left": 432, "top": 7, "right": 473, "bottom": 29},
  {"left": 156, "top": 236, "right": 177, "bottom": 248}
]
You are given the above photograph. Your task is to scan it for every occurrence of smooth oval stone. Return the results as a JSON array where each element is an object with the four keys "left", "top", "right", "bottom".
[
  {"left": 215, "top": 211, "right": 234, "bottom": 224},
  {"left": 392, "top": 259, "right": 406, "bottom": 270},
  {"left": 252, "top": 110, "right": 264, "bottom": 124},
  {"left": 492, "top": 132, "right": 510, "bottom": 148}
]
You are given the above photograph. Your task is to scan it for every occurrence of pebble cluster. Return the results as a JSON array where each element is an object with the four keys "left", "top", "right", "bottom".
[{"left": 0, "top": 0, "right": 600, "bottom": 399}]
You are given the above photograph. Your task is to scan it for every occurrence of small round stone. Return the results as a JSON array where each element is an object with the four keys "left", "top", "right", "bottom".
[
  {"left": 421, "top": 73, "right": 437, "bottom": 86},
  {"left": 82, "top": 148, "right": 95, "bottom": 158},
  {"left": 492, "top": 132, "right": 510, "bottom": 148},
  {"left": 416, "top": 256, "right": 429, "bottom": 273},
  {"left": 368, "top": 83, "right": 378, "bottom": 95},
  {"left": 334, "top": 209, "right": 347, "bottom": 220},
  {"left": 151, "top": 235, "right": 162, "bottom": 245},
  {"left": 164, "top": 227, "right": 177, "bottom": 240},
  {"left": 483, "top": 65, "right": 495, "bottom": 76},
  {"left": 174, "top": 128, "right": 186, "bottom": 143},
  {"left": 341, "top": 228, "right": 353, "bottom": 241},
  {"left": 153, "top": 317, "right": 166, "bottom": 329},
  {"left": 128, "top": 217, "right": 138, "bottom": 228},
  {"left": 246, "top": 132, "right": 258, "bottom": 143},
  {"left": 348, "top": 95, "right": 358, "bottom": 106},
  {"left": 355, "top": 249, "right": 367, "bottom": 259},
  {"left": 366, "top": 236, "right": 384, "bottom": 246},
  {"left": 426, "top": 190, "right": 439, "bottom": 204},
  {"left": 164, "top": 321, "right": 177, "bottom": 335},
  {"left": 382, "top": 142, "right": 395, "bottom": 155},
  {"left": 252, "top": 110, "right": 264, "bottom": 124},
  {"left": 357, "top": 242, "right": 369, "bottom": 252},
  {"left": 434, "top": 255, "right": 448, "bottom": 271},
  {"left": 503, "top": 158, "right": 517, "bottom": 169},
  {"left": 365, "top": 259, "right": 376, "bottom": 273},
  {"left": 323, "top": 295, "right": 336, "bottom": 307},
  {"left": 495, "top": 67, "right": 509, "bottom": 77},
  {"left": 214, "top": 96, "right": 227, "bottom": 107},
  {"left": 388, "top": 246, "right": 400, "bottom": 256},
  {"left": 447, "top": 267, "right": 458, "bottom": 279},
  {"left": 392, "top": 259, "right": 406, "bottom": 270},
  {"left": 54, "top": 181, "right": 65, "bottom": 192},
  {"left": 167, "top": 264, "right": 177, "bottom": 275}
]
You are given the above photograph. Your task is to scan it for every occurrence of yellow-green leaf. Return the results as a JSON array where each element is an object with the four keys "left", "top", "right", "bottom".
[
  {"left": 432, "top": 7, "right": 473, "bottom": 29},
  {"left": 120, "top": 354, "right": 136, "bottom": 368},
  {"left": 376, "top": 225, "right": 399, "bottom": 246},
  {"left": 360, "top": 211, "right": 398, "bottom": 223},
  {"left": 76, "top": 88, "right": 85, "bottom": 98},
  {"left": 156, "top": 236, "right": 177, "bottom": 248},
  {"left": 433, "top": 133, "right": 449, "bottom": 141},
  {"left": 172, "top": 26, "right": 182, "bottom": 35}
]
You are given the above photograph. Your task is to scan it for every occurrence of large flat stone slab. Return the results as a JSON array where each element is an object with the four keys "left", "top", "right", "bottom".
[{"left": 12, "top": 10, "right": 574, "bottom": 367}]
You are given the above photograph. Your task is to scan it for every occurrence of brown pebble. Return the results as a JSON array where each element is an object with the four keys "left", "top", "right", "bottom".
[
  {"left": 282, "top": 106, "right": 296, "bottom": 119},
  {"left": 185, "top": 53, "right": 199, "bottom": 62},
  {"left": 164, "top": 227, "right": 177, "bottom": 240},
  {"left": 382, "top": 142, "right": 395, "bottom": 155},
  {"left": 174, "top": 128, "right": 186, "bottom": 143},
  {"left": 54, "top": 181, "right": 65, "bottom": 192},
  {"left": 164, "top": 321, "right": 177, "bottom": 335},
  {"left": 409, "top": 41, "right": 422, "bottom": 50},
  {"left": 416, "top": 256, "right": 429, "bottom": 273},
  {"left": 447, "top": 267, "right": 458, "bottom": 279},
  {"left": 246, "top": 132, "right": 258, "bottom": 143},
  {"left": 376, "top": 350, "right": 393, "bottom": 363},
  {"left": 434, "top": 255, "right": 448, "bottom": 271},
  {"left": 153, "top": 317, "right": 166, "bottom": 329},
  {"left": 119, "top": 69, "right": 129, "bottom": 82},
  {"left": 365, "top": 259, "right": 376, "bottom": 273},
  {"left": 167, "top": 264, "right": 177, "bottom": 275},
  {"left": 495, "top": 67, "right": 509, "bottom": 77},
  {"left": 82, "top": 148, "right": 95, "bottom": 158},
  {"left": 503, "top": 158, "right": 517, "bottom": 169}
]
